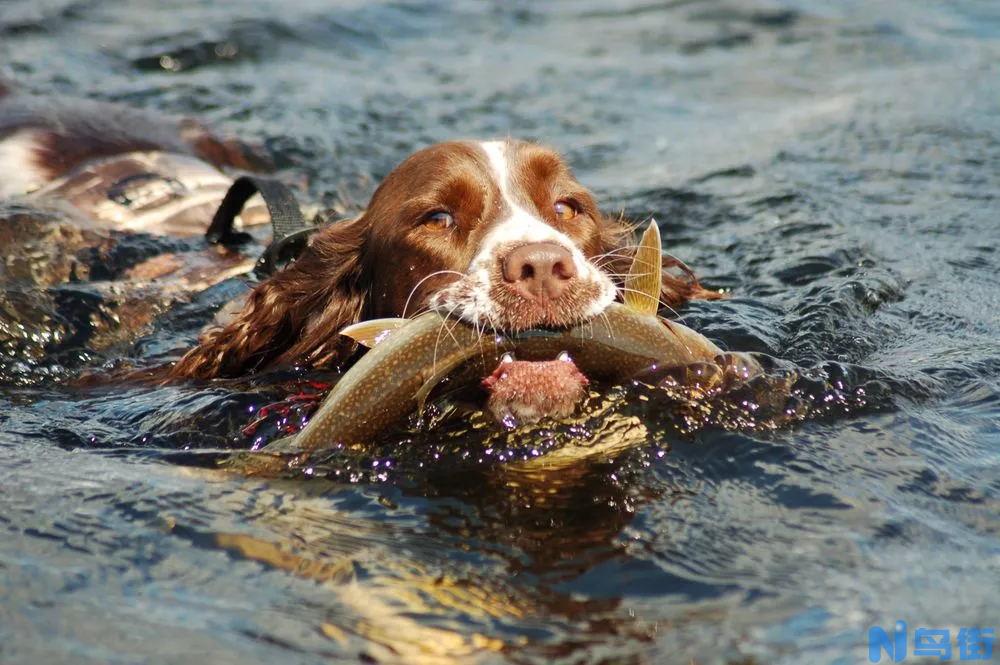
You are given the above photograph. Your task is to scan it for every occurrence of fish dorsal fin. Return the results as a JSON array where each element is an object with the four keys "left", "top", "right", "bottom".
[
  {"left": 623, "top": 219, "right": 662, "bottom": 315},
  {"left": 339, "top": 318, "right": 408, "bottom": 348}
]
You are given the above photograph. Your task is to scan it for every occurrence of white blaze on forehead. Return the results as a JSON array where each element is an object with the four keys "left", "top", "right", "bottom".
[
  {"left": 480, "top": 140, "right": 511, "bottom": 198},
  {"left": 475, "top": 139, "right": 588, "bottom": 273},
  {"left": 0, "top": 129, "right": 48, "bottom": 198}
]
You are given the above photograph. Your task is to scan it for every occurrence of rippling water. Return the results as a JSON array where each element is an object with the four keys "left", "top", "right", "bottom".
[{"left": 1, "top": 1, "right": 998, "bottom": 663}]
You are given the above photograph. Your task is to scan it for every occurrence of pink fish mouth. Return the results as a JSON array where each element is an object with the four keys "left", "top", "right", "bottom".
[{"left": 481, "top": 352, "right": 590, "bottom": 427}]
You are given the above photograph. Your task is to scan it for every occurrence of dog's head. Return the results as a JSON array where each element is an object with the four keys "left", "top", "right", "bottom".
[
  {"left": 358, "top": 139, "right": 617, "bottom": 329},
  {"left": 171, "top": 139, "right": 718, "bottom": 378}
]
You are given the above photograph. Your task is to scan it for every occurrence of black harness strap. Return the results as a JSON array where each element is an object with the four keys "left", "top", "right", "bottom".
[{"left": 205, "top": 175, "right": 318, "bottom": 278}]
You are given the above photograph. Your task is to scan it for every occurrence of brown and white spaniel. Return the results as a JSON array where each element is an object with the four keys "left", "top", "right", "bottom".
[{"left": 170, "top": 139, "right": 721, "bottom": 379}]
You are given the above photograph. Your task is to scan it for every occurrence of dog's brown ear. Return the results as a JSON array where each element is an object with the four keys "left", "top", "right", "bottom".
[
  {"left": 168, "top": 217, "right": 369, "bottom": 380},
  {"left": 596, "top": 215, "right": 724, "bottom": 311}
]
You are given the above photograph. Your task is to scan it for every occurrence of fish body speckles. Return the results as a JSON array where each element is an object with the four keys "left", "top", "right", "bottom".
[{"left": 263, "top": 302, "right": 742, "bottom": 456}]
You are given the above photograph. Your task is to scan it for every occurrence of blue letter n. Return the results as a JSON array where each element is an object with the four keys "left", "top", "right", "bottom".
[{"left": 869, "top": 620, "right": 908, "bottom": 663}]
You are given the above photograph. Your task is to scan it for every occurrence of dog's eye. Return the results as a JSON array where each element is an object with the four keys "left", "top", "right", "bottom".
[
  {"left": 423, "top": 210, "right": 454, "bottom": 230},
  {"left": 553, "top": 200, "right": 578, "bottom": 221}
]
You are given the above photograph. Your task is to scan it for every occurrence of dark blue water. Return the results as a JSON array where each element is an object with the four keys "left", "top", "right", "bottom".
[{"left": 1, "top": 1, "right": 998, "bottom": 663}]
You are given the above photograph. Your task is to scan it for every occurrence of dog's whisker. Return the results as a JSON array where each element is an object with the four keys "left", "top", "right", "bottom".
[
  {"left": 590, "top": 248, "right": 645, "bottom": 263},
  {"left": 598, "top": 310, "right": 613, "bottom": 341},
  {"left": 442, "top": 308, "right": 465, "bottom": 352},
  {"left": 431, "top": 302, "right": 462, "bottom": 374},
  {"left": 402, "top": 270, "right": 465, "bottom": 319}
]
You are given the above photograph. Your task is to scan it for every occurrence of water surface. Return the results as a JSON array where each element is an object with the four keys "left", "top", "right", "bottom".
[{"left": 1, "top": 1, "right": 998, "bottom": 663}]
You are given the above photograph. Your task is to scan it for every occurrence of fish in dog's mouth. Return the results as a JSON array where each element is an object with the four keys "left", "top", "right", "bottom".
[{"left": 253, "top": 304, "right": 746, "bottom": 463}]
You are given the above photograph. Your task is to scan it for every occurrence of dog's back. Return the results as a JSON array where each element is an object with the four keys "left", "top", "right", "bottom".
[{"left": 0, "top": 82, "right": 269, "bottom": 200}]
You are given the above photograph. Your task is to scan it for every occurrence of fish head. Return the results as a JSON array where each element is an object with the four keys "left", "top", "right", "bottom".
[{"left": 481, "top": 352, "right": 590, "bottom": 427}]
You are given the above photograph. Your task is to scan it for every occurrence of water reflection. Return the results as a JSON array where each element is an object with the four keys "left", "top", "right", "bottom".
[{"left": 169, "top": 441, "right": 665, "bottom": 663}]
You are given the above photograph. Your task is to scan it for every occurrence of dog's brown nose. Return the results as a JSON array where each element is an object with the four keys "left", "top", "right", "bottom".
[{"left": 502, "top": 242, "right": 577, "bottom": 300}]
